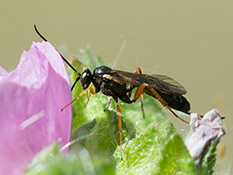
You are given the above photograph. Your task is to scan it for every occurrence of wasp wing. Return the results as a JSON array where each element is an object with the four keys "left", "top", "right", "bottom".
[
  {"left": 149, "top": 74, "right": 187, "bottom": 94},
  {"left": 111, "top": 70, "right": 187, "bottom": 95}
]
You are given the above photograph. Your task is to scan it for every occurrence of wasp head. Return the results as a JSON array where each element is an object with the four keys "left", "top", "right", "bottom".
[{"left": 80, "top": 69, "right": 92, "bottom": 89}]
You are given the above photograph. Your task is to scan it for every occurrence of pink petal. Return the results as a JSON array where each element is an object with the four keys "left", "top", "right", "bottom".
[
  {"left": 0, "top": 66, "right": 8, "bottom": 78},
  {"left": 0, "top": 41, "right": 72, "bottom": 175},
  {"left": 185, "top": 109, "right": 226, "bottom": 165}
]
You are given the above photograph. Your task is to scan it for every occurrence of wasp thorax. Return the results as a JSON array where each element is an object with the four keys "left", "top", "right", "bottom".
[{"left": 81, "top": 69, "right": 92, "bottom": 89}]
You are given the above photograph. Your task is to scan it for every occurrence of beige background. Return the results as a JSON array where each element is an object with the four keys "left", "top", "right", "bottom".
[{"left": 1, "top": 1, "right": 232, "bottom": 173}]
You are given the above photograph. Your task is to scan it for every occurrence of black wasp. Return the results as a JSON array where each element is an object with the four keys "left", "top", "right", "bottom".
[{"left": 34, "top": 25, "right": 190, "bottom": 160}]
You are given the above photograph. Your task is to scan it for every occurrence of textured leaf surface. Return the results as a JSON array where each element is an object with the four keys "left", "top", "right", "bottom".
[{"left": 114, "top": 122, "right": 197, "bottom": 175}]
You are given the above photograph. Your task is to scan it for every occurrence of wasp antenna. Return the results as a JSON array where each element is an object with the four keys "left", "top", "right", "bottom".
[
  {"left": 34, "top": 25, "right": 81, "bottom": 78},
  {"left": 71, "top": 76, "right": 81, "bottom": 91},
  {"left": 34, "top": 25, "right": 48, "bottom": 41}
]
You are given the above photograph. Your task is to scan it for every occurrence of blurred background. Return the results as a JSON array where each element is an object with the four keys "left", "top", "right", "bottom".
[{"left": 1, "top": 1, "right": 232, "bottom": 173}]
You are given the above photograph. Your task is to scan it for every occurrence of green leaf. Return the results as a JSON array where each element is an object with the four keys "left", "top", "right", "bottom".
[
  {"left": 198, "top": 141, "right": 217, "bottom": 175},
  {"left": 26, "top": 142, "right": 59, "bottom": 175},
  {"left": 114, "top": 121, "right": 197, "bottom": 175},
  {"left": 26, "top": 143, "right": 114, "bottom": 175}
]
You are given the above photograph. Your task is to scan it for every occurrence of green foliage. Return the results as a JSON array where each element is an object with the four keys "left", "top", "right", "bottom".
[
  {"left": 198, "top": 141, "right": 217, "bottom": 175},
  {"left": 26, "top": 143, "right": 115, "bottom": 175},
  {"left": 26, "top": 142, "right": 60, "bottom": 174},
  {"left": 114, "top": 122, "right": 197, "bottom": 175}
]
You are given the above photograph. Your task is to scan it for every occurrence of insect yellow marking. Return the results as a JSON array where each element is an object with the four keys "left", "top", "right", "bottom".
[{"left": 103, "top": 74, "right": 113, "bottom": 80}]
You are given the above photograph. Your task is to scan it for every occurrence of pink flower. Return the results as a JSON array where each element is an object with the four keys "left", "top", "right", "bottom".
[
  {"left": 0, "top": 41, "right": 72, "bottom": 175},
  {"left": 185, "top": 109, "right": 226, "bottom": 165}
]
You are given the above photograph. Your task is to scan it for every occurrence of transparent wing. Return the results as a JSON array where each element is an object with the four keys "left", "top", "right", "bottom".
[
  {"left": 111, "top": 70, "right": 187, "bottom": 95},
  {"left": 149, "top": 74, "right": 187, "bottom": 94}
]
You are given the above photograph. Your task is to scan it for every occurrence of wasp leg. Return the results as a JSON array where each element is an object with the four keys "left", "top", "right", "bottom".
[
  {"left": 127, "top": 83, "right": 146, "bottom": 118},
  {"left": 116, "top": 101, "right": 123, "bottom": 160},
  {"left": 146, "top": 86, "right": 189, "bottom": 124},
  {"left": 132, "top": 84, "right": 147, "bottom": 102},
  {"left": 88, "top": 83, "right": 115, "bottom": 113},
  {"left": 89, "top": 84, "right": 96, "bottom": 95},
  {"left": 134, "top": 67, "right": 142, "bottom": 74},
  {"left": 84, "top": 84, "right": 96, "bottom": 107},
  {"left": 104, "top": 97, "right": 112, "bottom": 112},
  {"left": 127, "top": 84, "right": 135, "bottom": 98},
  {"left": 128, "top": 67, "right": 145, "bottom": 118},
  {"left": 127, "top": 67, "right": 143, "bottom": 98},
  {"left": 140, "top": 94, "right": 146, "bottom": 118},
  {"left": 131, "top": 84, "right": 147, "bottom": 118},
  {"left": 84, "top": 91, "right": 90, "bottom": 107},
  {"left": 134, "top": 68, "right": 145, "bottom": 118},
  {"left": 61, "top": 87, "right": 90, "bottom": 111}
]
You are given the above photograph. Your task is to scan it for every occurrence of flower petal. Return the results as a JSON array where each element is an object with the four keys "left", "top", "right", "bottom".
[
  {"left": 0, "top": 66, "right": 8, "bottom": 78},
  {"left": 185, "top": 109, "right": 226, "bottom": 165},
  {"left": 0, "top": 41, "right": 72, "bottom": 175}
]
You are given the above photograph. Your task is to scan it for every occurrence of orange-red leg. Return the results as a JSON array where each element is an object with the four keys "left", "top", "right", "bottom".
[
  {"left": 84, "top": 91, "right": 90, "bottom": 107},
  {"left": 89, "top": 84, "right": 96, "bottom": 94},
  {"left": 128, "top": 67, "right": 143, "bottom": 98},
  {"left": 61, "top": 87, "right": 89, "bottom": 111},
  {"left": 116, "top": 102, "right": 123, "bottom": 160},
  {"left": 61, "top": 84, "right": 96, "bottom": 111},
  {"left": 146, "top": 86, "right": 189, "bottom": 124},
  {"left": 132, "top": 68, "right": 145, "bottom": 118},
  {"left": 85, "top": 84, "right": 97, "bottom": 107},
  {"left": 133, "top": 84, "right": 147, "bottom": 102},
  {"left": 104, "top": 97, "right": 112, "bottom": 112}
]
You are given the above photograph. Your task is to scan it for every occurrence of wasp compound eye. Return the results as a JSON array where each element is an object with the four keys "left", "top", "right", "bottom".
[{"left": 81, "top": 69, "right": 92, "bottom": 89}]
